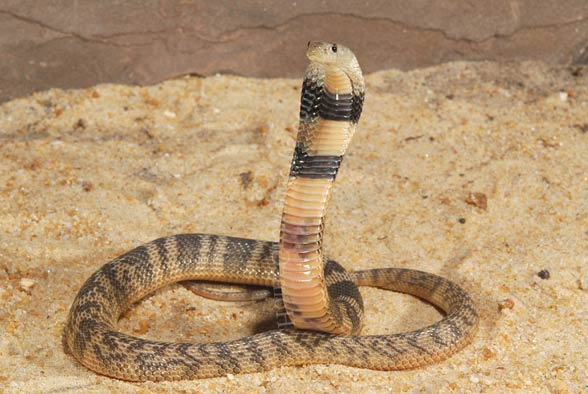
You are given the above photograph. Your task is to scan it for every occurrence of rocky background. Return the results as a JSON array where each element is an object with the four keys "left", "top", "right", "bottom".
[{"left": 2, "top": 0, "right": 588, "bottom": 103}]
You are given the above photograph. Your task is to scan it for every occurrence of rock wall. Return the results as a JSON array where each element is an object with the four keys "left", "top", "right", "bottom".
[{"left": 1, "top": 0, "right": 588, "bottom": 102}]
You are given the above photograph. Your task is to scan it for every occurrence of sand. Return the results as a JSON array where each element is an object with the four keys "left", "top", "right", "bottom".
[{"left": 0, "top": 61, "right": 587, "bottom": 393}]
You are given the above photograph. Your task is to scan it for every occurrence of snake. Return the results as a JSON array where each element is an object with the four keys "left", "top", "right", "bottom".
[{"left": 63, "top": 42, "right": 479, "bottom": 381}]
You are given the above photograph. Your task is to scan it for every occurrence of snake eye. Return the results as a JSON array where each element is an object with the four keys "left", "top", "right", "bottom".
[{"left": 331, "top": 44, "right": 337, "bottom": 53}]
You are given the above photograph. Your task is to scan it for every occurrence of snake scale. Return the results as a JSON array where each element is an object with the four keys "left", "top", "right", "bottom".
[{"left": 64, "top": 42, "right": 479, "bottom": 381}]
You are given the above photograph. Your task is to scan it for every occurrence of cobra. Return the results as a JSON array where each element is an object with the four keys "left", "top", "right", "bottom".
[{"left": 63, "top": 41, "right": 478, "bottom": 381}]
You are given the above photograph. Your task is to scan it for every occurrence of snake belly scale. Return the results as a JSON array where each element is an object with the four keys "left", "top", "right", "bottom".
[{"left": 63, "top": 42, "right": 479, "bottom": 381}]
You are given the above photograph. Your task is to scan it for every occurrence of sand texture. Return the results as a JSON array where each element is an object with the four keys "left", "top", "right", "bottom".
[{"left": 0, "top": 62, "right": 587, "bottom": 393}]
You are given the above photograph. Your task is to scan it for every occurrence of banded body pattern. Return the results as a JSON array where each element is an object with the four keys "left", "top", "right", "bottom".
[
  {"left": 278, "top": 42, "right": 365, "bottom": 334},
  {"left": 63, "top": 234, "right": 478, "bottom": 381},
  {"left": 63, "top": 42, "right": 479, "bottom": 382}
]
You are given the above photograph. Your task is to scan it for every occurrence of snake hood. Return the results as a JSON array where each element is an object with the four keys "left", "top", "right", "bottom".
[{"left": 306, "top": 41, "right": 365, "bottom": 96}]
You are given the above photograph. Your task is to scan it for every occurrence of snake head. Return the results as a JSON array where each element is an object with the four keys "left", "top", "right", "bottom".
[{"left": 306, "top": 41, "right": 365, "bottom": 94}]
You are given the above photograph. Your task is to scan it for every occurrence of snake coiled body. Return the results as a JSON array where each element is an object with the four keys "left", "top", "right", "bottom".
[{"left": 63, "top": 42, "right": 479, "bottom": 381}]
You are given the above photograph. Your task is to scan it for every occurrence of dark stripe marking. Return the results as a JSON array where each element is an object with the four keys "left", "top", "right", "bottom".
[
  {"left": 289, "top": 144, "right": 343, "bottom": 179},
  {"left": 351, "top": 91, "right": 364, "bottom": 123},
  {"left": 175, "top": 234, "right": 203, "bottom": 271},
  {"left": 223, "top": 238, "right": 255, "bottom": 273},
  {"left": 300, "top": 78, "right": 322, "bottom": 122},
  {"left": 153, "top": 237, "right": 170, "bottom": 275},
  {"left": 319, "top": 91, "right": 353, "bottom": 121}
]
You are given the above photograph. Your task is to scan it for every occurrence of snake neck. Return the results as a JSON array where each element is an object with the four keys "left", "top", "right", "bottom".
[{"left": 278, "top": 58, "right": 364, "bottom": 334}]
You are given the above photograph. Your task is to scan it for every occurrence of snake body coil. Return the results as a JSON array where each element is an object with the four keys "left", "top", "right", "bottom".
[{"left": 63, "top": 42, "right": 478, "bottom": 381}]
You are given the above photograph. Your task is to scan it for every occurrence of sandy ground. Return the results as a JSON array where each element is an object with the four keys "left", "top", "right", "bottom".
[{"left": 0, "top": 61, "right": 587, "bottom": 393}]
